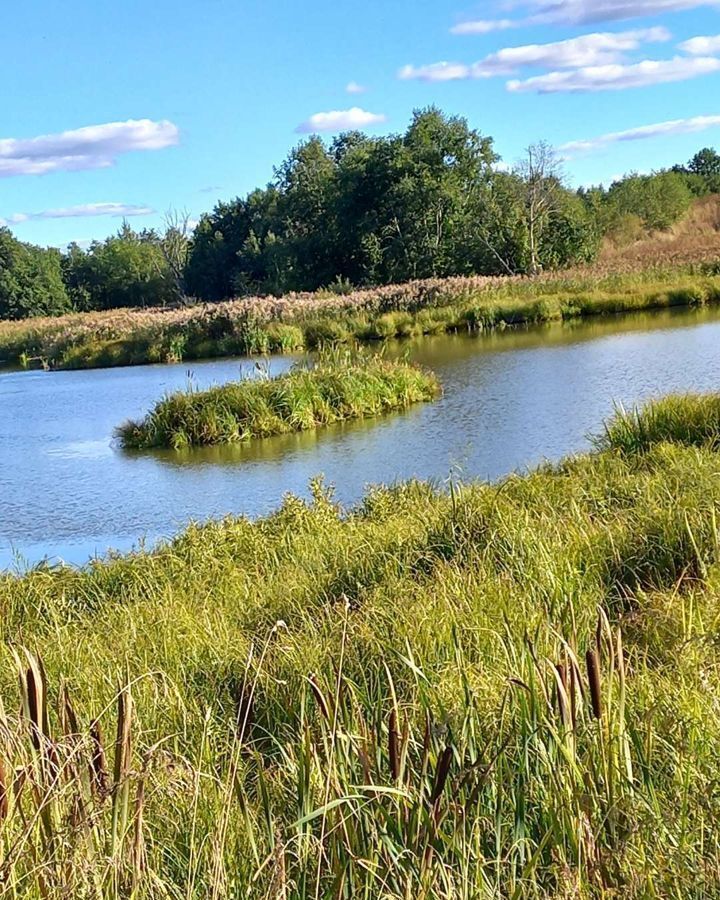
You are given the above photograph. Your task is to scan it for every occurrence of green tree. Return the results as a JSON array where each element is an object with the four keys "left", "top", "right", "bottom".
[
  {"left": 0, "top": 228, "right": 70, "bottom": 320},
  {"left": 607, "top": 171, "right": 693, "bottom": 231},
  {"left": 185, "top": 189, "right": 283, "bottom": 299},
  {"left": 385, "top": 107, "right": 497, "bottom": 281},
  {"left": 540, "top": 191, "right": 599, "bottom": 269},
  {"left": 182, "top": 110, "right": 600, "bottom": 300},
  {"left": 64, "top": 224, "right": 175, "bottom": 310},
  {"left": 273, "top": 136, "right": 339, "bottom": 290},
  {"left": 688, "top": 147, "right": 720, "bottom": 179}
]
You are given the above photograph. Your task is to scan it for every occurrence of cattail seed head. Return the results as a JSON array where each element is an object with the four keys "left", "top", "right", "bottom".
[
  {"left": 430, "top": 745, "right": 453, "bottom": 805},
  {"left": 25, "top": 665, "right": 43, "bottom": 752},
  {"left": 308, "top": 674, "right": 331, "bottom": 723},
  {"left": 555, "top": 662, "right": 569, "bottom": 728},
  {"left": 586, "top": 649, "right": 603, "bottom": 720},
  {"left": 420, "top": 710, "right": 432, "bottom": 776},
  {"left": 0, "top": 756, "right": 8, "bottom": 822},
  {"left": 568, "top": 662, "right": 578, "bottom": 730},
  {"left": 90, "top": 720, "right": 109, "bottom": 799},
  {"left": 388, "top": 708, "right": 400, "bottom": 782}
]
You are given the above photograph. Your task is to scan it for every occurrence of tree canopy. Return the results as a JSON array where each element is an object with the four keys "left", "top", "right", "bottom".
[
  {"left": 1, "top": 109, "right": 718, "bottom": 321},
  {"left": 0, "top": 228, "right": 70, "bottom": 320}
]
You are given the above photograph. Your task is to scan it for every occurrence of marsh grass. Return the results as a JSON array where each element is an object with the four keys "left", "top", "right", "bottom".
[
  {"left": 117, "top": 354, "right": 440, "bottom": 449},
  {"left": 5, "top": 398, "right": 720, "bottom": 894},
  {"left": 599, "top": 393, "right": 720, "bottom": 454},
  {"left": 3, "top": 264, "right": 720, "bottom": 371}
]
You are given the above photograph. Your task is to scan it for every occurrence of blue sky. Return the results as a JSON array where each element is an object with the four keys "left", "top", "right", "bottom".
[{"left": 2, "top": 0, "right": 720, "bottom": 247}]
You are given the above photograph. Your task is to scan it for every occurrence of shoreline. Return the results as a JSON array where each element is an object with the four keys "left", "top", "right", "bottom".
[{"left": 2, "top": 265, "right": 719, "bottom": 372}]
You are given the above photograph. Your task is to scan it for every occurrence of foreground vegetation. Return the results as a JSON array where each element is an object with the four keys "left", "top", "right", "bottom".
[
  {"left": 3, "top": 395, "right": 720, "bottom": 895},
  {"left": 3, "top": 264, "right": 720, "bottom": 371},
  {"left": 118, "top": 356, "right": 439, "bottom": 449}
]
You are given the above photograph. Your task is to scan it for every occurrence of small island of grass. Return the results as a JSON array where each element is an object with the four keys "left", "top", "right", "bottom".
[{"left": 118, "top": 355, "right": 441, "bottom": 449}]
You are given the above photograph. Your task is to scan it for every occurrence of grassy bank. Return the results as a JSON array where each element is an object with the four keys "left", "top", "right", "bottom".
[
  {"left": 118, "top": 356, "right": 440, "bottom": 449},
  {"left": 4, "top": 396, "right": 720, "bottom": 895},
  {"left": 2, "top": 263, "right": 720, "bottom": 371},
  {"left": 599, "top": 392, "right": 720, "bottom": 454}
]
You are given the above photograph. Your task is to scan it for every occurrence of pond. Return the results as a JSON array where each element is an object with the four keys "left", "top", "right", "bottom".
[{"left": 3, "top": 304, "right": 720, "bottom": 569}]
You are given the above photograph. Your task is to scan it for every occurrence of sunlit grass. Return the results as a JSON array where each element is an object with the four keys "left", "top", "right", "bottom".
[
  {"left": 599, "top": 392, "right": 720, "bottom": 454},
  {"left": 2, "top": 262, "right": 720, "bottom": 371},
  {"left": 117, "top": 354, "right": 440, "bottom": 449},
  {"left": 3, "top": 396, "right": 720, "bottom": 894}
]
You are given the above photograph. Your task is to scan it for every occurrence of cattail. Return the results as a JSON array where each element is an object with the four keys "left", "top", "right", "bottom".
[
  {"left": 114, "top": 687, "right": 133, "bottom": 789},
  {"left": 586, "top": 649, "right": 603, "bottom": 720},
  {"left": 235, "top": 687, "right": 254, "bottom": 741},
  {"left": 59, "top": 683, "right": 80, "bottom": 738},
  {"left": 308, "top": 674, "right": 331, "bottom": 723},
  {"left": 25, "top": 664, "right": 43, "bottom": 752},
  {"left": 568, "top": 661, "right": 579, "bottom": 730},
  {"left": 555, "top": 662, "right": 569, "bottom": 728},
  {"left": 429, "top": 745, "right": 453, "bottom": 805},
  {"left": 400, "top": 715, "right": 410, "bottom": 783},
  {"left": 0, "top": 756, "right": 8, "bottom": 821},
  {"left": 388, "top": 708, "right": 400, "bottom": 782},
  {"left": 90, "top": 720, "right": 109, "bottom": 799},
  {"left": 111, "top": 685, "right": 134, "bottom": 851},
  {"left": 358, "top": 739, "right": 373, "bottom": 784},
  {"left": 420, "top": 710, "right": 432, "bottom": 779}
]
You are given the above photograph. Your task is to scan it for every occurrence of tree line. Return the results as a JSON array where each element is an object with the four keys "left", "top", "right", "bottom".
[{"left": 2, "top": 107, "right": 720, "bottom": 321}]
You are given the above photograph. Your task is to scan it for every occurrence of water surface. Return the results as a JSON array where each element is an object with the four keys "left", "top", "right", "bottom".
[{"left": 3, "top": 306, "right": 720, "bottom": 569}]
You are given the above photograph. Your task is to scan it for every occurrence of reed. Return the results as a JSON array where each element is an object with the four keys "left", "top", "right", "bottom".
[
  {"left": 117, "top": 354, "right": 440, "bottom": 449},
  {"left": 2, "top": 262, "right": 720, "bottom": 371}
]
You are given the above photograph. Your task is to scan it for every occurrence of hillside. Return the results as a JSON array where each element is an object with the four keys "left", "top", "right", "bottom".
[{"left": 599, "top": 194, "right": 720, "bottom": 272}]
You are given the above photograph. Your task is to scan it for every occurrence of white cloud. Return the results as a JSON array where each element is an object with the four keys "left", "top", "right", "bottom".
[
  {"left": 450, "top": 19, "right": 516, "bottom": 34},
  {"left": 0, "top": 202, "right": 154, "bottom": 227},
  {"left": 507, "top": 55, "right": 720, "bottom": 92},
  {"left": 481, "top": 27, "right": 670, "bottom": 70},
  {"left": 560, "top": 113, "right": 720, "bottom": 153},
  {"left": 538, "top": 0, "right": 720, "bottom": 23},
  {"left": 399, "top": 62, "right": 474, "bottom": 82},
  {"left": 400, "top": 28, "right": 670, "bottom": 82},
  {"left": 345, "top": 81, "right": 367, "bottom": 94},
  {"left": 296, "top": 107, "right": 387, "bottom": 133},
  {"left": 457, "top": 1, "right": 720, "bottom": 33},
  {"left": 680, "top": 34, "right": 720, "bottom": 55},
  {"left": 0, "top": 119, "right": 179, "bottom": 178}
]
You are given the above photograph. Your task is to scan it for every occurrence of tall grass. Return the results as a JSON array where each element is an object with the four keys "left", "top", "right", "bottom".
[
  {"left": 4, "top": 397, "right": 720, "bottom": 894},
  {"left": 3, "top": 263, "right": 720, "bottom": 371},
  {"left": 117, "top": 355, "right": 440, "bottom": 449},
  {"left": 599, "top": 393, "right": 720, "bottom": 453}
]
